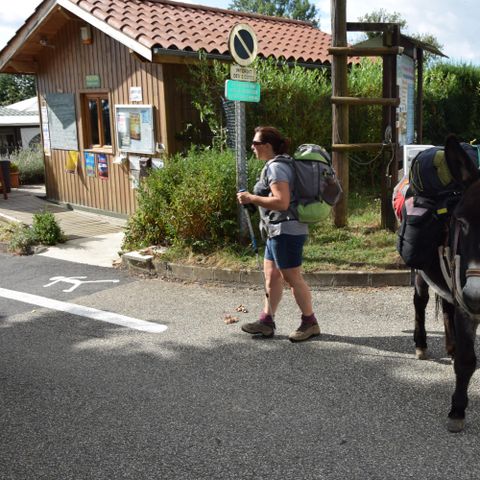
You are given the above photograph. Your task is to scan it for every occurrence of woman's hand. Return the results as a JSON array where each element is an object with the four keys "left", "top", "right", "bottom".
[{"left": 237, "top": 190, "right": 253, "bottom": 205}]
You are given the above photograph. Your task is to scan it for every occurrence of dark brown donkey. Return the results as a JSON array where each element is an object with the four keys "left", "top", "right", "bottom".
[{"left": 413, "top": 135, "right": 480, "bottom": 432}]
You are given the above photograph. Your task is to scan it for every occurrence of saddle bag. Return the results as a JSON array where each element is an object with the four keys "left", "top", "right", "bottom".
[
  {"left": 409, "top": 143, "right": 479, "bottom": 197},
  {"left": 396, "top": 196, "right": 446, "bottom": 269}
]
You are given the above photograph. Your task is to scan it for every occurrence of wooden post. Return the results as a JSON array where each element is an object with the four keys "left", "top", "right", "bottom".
[
  {"left": 331, "top": 0, "right": 349, "bottom": 227},
  {"left": 380, "top": 25, "right": 399, "bottom": 231},
  {"left": 416, "top": 48, "right": 424, "bottom": 144}
]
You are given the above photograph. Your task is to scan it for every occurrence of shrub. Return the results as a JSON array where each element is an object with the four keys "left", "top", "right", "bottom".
[
  {"left": 9, "top": 146, "right": 45, "bottom": 184},
  {"left": 32, "top": 211, "right": 66, "bottom": 245},
  {"left": 0, "top": 222, "right": 36, "bottom": 255},
  {"left": 122, "top": 148, "right": 260, "bottom": 252}
]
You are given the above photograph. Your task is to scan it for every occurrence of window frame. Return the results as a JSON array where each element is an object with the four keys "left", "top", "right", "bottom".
[{"left": 81, "top": 91, "right": 113, "bottom": 152}]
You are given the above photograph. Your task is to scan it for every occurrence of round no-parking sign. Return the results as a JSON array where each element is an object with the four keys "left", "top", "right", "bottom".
[{"left": 229, "top": 24, "right": 258, "bottom": 66}]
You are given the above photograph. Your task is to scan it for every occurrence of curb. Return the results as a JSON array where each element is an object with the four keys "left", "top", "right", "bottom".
[{"left": 121, "top": 253, "right": 413, "bottom": 287}]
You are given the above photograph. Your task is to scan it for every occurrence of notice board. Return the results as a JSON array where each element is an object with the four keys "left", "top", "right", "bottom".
[
  {"left": 397, "top": 55, "right": 415, "bottom": 147},
  {"left": 115, "top": 104, "right": 155, "bottom": 154},
  {"left": 45, "top": 93, "right": 79, "bottom": 150}
]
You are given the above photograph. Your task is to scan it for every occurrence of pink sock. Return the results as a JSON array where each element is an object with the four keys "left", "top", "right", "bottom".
[
  {"left": 259, "top": 312, "right": 274, "bottom": 324},
  {"left": 301, "top": 314, "right": 317, "bottom": 325}
]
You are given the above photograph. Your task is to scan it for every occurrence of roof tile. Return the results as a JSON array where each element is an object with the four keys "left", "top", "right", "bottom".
[{"left": 68, "top": 0, "right": 335, "bottom": 64}]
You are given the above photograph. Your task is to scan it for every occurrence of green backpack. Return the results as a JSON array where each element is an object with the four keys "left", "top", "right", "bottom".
[{"left": 292, "top": 144, "right": 342, "bottom": 223}]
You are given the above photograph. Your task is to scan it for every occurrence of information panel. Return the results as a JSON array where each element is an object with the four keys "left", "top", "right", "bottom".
[
  {"left": 45, "top": 93, "right": 78, "bottom": 151},
  {"left": 397, "top": 55, "right": 415, "bottom": 147},
  {"left": 115, "top": 105, "right": 155, "bottom": 154},
  {"left": 225, "top": 80, "right": 260, "bottom": 102}
]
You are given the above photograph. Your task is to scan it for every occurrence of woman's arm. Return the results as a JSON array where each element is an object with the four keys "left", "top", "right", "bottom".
[{"left": 237, "top": 181, "right": 290, "bottom": 211}]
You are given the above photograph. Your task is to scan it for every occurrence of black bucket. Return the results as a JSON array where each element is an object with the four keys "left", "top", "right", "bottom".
[{"left": 0, "top": 160, "right": 11, "bottom": 193}]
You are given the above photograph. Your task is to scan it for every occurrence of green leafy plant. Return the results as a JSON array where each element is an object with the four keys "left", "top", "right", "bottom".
[
  {"left": 0, "top": 222, "right": 36, "bottom": 255},
  {"left": 9, "top": 146, "right": 45, "bottom": 184},
  {"left": 31, "top": 211, "right": 66, "bottom": 246},
  {"left": 9, "top": 162, "right": 19, "bottom": 173},
  {"left": 122, "top": 148, "right": 257, "bottom": 253}
]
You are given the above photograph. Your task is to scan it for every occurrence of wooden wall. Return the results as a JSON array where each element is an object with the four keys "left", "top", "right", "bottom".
[{"left": 36, "top": 19, "right": 178, "bottom": 216}]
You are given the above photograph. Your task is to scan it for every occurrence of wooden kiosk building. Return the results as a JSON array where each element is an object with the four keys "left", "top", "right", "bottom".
[{"left": 0, "top": 0, "right": 335, "bottom": 216}]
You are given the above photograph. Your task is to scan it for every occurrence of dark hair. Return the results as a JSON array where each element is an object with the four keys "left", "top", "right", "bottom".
[{"left": 254, "top": 126, "right": 290, "bottom": 155}]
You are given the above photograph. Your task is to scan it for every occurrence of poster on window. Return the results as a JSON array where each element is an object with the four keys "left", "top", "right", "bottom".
[
  {"left": 115, "top": 105, "right": 155, "bottom": 154},
  {"left": 66, "top": 150, "right": 79, "bottom": 173},
  {"left": 117, "top": 112, "right": 130, "bottom": 148},
  {"left": 97, "top": 153, "right": 108, "bottom": 180},
  {"left": 85, "top": 152, "right": 96, "bottom": 177}
]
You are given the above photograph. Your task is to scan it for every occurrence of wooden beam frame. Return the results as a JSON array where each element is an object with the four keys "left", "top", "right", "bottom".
[
  {"left": 329, "top": 46, "right": 404, "bottom": 56},
  {"left": 331, "top": 96, "right": 399, "bottom": 106}
]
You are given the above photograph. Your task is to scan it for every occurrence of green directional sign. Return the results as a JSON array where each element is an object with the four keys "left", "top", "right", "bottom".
[{"left": 225, "top": 80, "right": 260, "bottom": 103}]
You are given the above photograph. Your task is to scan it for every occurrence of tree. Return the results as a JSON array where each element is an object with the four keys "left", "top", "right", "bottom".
[
  {"left": 228, "top": 0, "right": 320, "bottom": 27},
  {"left": 0, "top": 74, "right": 36, "bottom": 106},
  {"left": 356, "top": 9, "right": 443, "bottom": 65},
  {"left": 357, "top": 9, "right": 407, "bottom": 39}
]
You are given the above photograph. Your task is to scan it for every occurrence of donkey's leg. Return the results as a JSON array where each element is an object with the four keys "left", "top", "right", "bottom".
[
  {"left": 447, "top": 311, "right": 478, "bottom": 432},
  {"left": 441, "top": 299, "right": 455, "bottom": 359},
  {"left": 414, "top": 272, "right": 429, "bottom": 360}
]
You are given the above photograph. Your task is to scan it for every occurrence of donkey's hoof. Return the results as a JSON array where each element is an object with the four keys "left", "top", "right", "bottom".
[
  {"left": 415, "top": 348, "right": 428, "bottom": 360},
  {"left": 447, "top": 417, "right": 465, "bottom": 433}
]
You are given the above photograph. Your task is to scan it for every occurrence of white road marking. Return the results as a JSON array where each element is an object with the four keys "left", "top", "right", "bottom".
[
  {"left": 43, "top": 276, "right": 120, "bottom": 292},
  {"left": 0, "top": 287, "right": 167, "bottom": 333}
]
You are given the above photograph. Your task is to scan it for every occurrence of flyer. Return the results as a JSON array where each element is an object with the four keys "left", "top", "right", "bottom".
[
  {"left": 66, "top": 151, "right": 79, "bottom": 174},
  {"left": 85, "top": 152, "right": 96, "bottom": 177},
  {"left": 97, "top": 153, "right": 108, "bottom": 180}
]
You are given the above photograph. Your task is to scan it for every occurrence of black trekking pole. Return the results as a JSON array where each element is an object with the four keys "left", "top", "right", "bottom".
[{"left": 239, "top": 190, "right": 273, "bottom": 318}]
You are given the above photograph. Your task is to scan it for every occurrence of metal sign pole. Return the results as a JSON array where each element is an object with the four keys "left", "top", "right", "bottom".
[
  {"left": 235, "top": 100, "right": 247, "bottom": 236},
  {"left": 228, "top": 23, "right": 258, "bottom": 238}
]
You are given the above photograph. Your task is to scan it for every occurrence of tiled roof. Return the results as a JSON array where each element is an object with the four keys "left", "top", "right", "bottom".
[{"left": 67, "top": 0, "right": 333, "bottom": 64}]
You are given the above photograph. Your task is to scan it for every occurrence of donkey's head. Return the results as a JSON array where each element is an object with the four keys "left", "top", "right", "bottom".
[{"left": 445, "top": 135, "right": 480, "bottom": 313}]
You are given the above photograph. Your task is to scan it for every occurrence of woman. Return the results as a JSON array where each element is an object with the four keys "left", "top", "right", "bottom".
[{"left": 236, "top": 126, "right": 319, "bottom": 342}]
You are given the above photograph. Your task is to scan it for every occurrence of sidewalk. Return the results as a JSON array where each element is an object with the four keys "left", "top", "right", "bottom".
[{"left": 0, "top": 185, "right": 126, "bottom": 268}]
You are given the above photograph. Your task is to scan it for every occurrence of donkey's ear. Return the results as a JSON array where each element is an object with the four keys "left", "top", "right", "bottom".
[{"left": 444, "top": 134, "right": 479, "bottom": 187}]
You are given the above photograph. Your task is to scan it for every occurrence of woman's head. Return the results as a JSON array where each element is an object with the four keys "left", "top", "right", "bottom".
[{"left": 252, "top": 126, "right": 290, "bottom": 160}]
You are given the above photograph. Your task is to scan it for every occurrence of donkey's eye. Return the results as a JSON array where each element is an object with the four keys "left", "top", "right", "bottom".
[{"left": 458, "top": 218, "right": 469, "bottom": 235}]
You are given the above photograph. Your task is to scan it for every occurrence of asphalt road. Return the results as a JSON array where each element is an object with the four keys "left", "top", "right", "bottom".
[{"left": 1, "top": 253, "right": 480, "bottom": 479}]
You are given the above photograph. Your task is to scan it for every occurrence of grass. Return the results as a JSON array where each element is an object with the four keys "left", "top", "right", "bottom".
[{"left": 156, "top": 192, "right": 403, "bottom": 272}]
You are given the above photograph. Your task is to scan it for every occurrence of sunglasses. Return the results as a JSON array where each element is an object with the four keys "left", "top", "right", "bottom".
[{"left": 252, "top": 140, "right": 266, "bottom": 146}]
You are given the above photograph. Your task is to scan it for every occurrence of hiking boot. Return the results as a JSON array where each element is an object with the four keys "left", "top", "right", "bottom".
[
  {"left": 289, "top": 322, "right": 320, "bottom": 342},
  {"left": 241, "top": 320, "right": 275, "bottom": 338}
]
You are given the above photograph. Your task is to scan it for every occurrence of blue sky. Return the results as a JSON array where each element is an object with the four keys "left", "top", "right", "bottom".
[{"left": 1, "top": 0, "right": 479, "bottom": 65}]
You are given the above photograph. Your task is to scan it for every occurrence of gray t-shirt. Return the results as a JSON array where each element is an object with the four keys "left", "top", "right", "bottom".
[{"left": 259, "top": 158, "right": 308, "bottom": 238}]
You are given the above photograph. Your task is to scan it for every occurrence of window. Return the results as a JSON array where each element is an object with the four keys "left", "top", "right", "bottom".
[{"left": 82, "top": 93, "right": 112, "bottom": 150}]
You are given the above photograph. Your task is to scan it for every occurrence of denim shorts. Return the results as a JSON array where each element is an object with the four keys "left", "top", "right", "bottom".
[{"left": 264, "top": 234, "right": 307, "bottom": 269}]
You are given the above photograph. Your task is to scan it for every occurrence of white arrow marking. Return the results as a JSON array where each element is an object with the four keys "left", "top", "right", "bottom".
[
  {"left": 0, "top": 287, "right": 167, "bottom": 333},
  {"left": 44, "top": 276, "right": 120, "bottom": 292}
]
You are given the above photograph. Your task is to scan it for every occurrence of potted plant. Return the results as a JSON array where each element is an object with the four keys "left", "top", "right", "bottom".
[{"left": 9, "top": 162, "right": 20, "bottom": 188}]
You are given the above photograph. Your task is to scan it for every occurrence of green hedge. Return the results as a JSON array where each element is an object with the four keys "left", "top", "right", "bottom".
[{"left": 184, "top": 57, "right": 480, "bottom": 191}]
